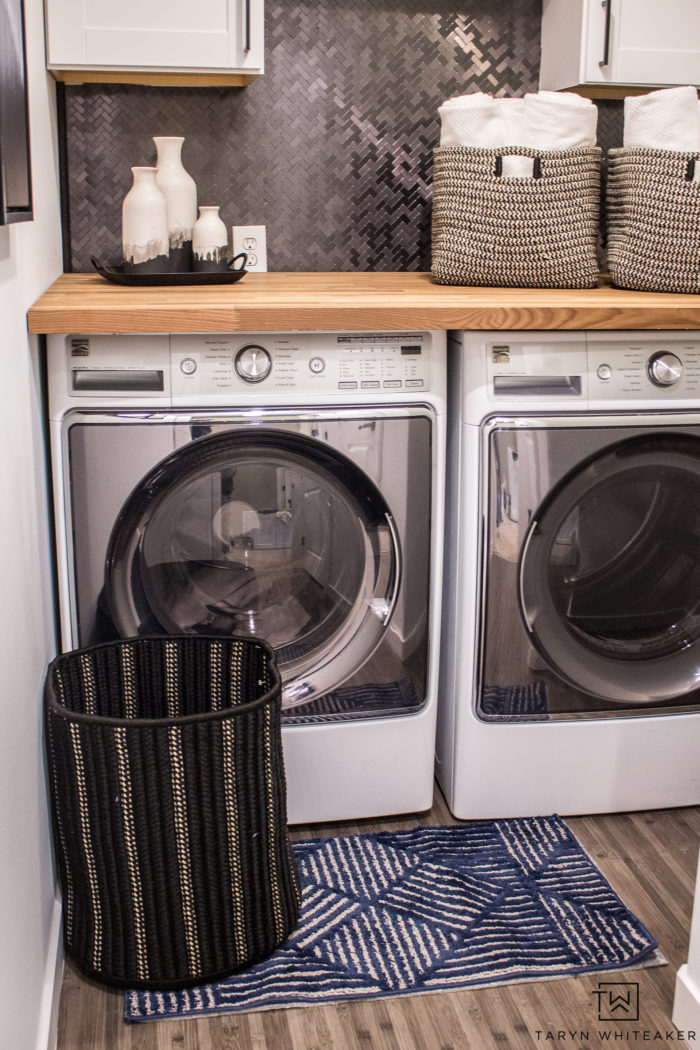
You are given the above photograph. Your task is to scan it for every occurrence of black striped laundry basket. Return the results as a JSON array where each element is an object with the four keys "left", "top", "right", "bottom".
[{"left": 44, "top": 635, "right": 301, "bottom": 989}]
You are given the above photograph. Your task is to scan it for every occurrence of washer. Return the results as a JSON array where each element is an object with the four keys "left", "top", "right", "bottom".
[
  {"left": 48, "top": 330, "right": 446, "bottom": 824},
  {"left": 438, "top": 330, "right": 700, "bottom": 819}
]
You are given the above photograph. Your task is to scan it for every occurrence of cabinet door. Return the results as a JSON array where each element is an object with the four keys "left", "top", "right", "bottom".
[
  {"left": 46, "top": 0, "right": 263, "bottom": 74},
  {"left": 609, "top": 0, "right": 700, "bottom": 86},
  {"left": 541, "top": 0, "right": 700, "bottom": 91}
]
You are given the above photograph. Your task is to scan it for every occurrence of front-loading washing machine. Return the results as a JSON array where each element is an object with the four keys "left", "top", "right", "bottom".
[
  {"left": 438, "top": 329, "right": 700, "bottom": 818},
  {"left": 48, "top": 329, "right": 446, "bottom": 824}
]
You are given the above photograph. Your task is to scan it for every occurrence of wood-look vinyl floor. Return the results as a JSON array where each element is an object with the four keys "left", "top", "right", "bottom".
[{"left": 57, "top": 788, "right": 700, "bottom": 1050}]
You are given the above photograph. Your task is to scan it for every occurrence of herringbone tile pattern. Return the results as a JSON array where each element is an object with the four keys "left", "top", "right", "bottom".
[{"left": 64, "top": 0, "right": 543, "bottom": 272}]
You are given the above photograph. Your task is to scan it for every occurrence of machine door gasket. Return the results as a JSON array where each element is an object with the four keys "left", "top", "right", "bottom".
[
  {"left": 104, "top": 426, "right": 401, "bottom": 708},
  {"left": 519, "top": 431, "right": 700, "bottom": 704}
]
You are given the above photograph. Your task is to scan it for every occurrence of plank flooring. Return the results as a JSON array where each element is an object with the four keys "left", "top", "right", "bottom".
[{"left": 57, "top": 787, "right": 700, "bottom": 1050}]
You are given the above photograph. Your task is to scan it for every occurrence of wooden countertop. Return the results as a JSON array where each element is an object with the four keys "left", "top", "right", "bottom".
[{"left": 27, "top": 271, "right": 700, "bottom": 334}]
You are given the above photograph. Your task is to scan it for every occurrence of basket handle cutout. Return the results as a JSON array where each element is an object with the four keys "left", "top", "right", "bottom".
[{"left": 494, "top": 154, "right": 541, "bottom": 179}]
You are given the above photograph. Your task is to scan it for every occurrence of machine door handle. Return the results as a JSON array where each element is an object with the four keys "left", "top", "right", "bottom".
[
  {"left": 244, "top": 0, "right": 251, "bottom": 52},
  {"left": 599, "top": 0, "right": 612, "bottom": 68}
]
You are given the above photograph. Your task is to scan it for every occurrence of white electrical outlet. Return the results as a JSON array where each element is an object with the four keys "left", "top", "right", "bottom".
[{"left": 233, "top": 225, "right": 267, "bottom": 271}]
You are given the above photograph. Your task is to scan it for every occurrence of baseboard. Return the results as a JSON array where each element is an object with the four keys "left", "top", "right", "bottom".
[
  {"left": 34, "top": 899, "right": 63, "bottom": 1050},
  {"left": 672, "top": 965, "right": 700, "bottom": 1047}
]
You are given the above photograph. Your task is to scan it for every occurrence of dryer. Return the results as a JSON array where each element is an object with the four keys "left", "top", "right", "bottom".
[
  {"left": 48, "top": 330, "right": 446, "bottom": 824},
  {"left": 438, "top": 330, "right": 700, "bottom": 818}
]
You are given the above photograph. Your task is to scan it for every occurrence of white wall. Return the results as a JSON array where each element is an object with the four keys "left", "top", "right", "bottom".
[
  {"left": 0, "top": 0, "right": 64, "bottom": 1047},
  {"left": 674, "top": 848, "right": 700, "bottom": 1046}
]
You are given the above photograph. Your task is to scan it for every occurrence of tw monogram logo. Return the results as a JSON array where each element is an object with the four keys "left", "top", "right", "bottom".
[{"left": 592, "top": 982, "right": 640, "bottom": 1021}]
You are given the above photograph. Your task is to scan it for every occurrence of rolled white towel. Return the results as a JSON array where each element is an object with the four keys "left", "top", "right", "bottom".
[
  {"left": 439, "top": 92, "right": 505, "bottom": 148},
  {"left": 439, "top": 90, "right": 596, "bottom": 151},
  {"left": 624, "top": 85, "right": 700, "bottom": 150},
  {"left": 519, "top": 90, "right": 598, "bottom": 150},
  {"left": 498, "top": 97, "right": 526, "bottom": 143}
]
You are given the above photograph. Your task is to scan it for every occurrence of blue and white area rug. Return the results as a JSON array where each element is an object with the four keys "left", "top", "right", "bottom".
[
  {"left": 481, "top": 681, "right": 550, "bottom": 720},
  {"left": 125, "top": 816, "right": 658, "bottom": 1021}
]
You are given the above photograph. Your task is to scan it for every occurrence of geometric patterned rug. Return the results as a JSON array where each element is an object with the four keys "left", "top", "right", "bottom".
[
  {"left": 284, "top": 679, "right": 420, "bottom": 724},
  {"left": 481, "top": 681, "right": 550, "bottom": 720},
  {"left": 125, "top": 816, "right": 658, "bottom": 1021}
]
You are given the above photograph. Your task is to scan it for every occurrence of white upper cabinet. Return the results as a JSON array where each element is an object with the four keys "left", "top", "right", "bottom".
[
  {"left": 45, "top": 0, "right": 264, "bottom": 85},
  {"left": 540, "top": 0, "right": 700, "bottom": 95}
]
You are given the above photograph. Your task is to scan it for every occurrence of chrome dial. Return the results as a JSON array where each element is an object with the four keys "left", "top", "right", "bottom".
[
  {"left": 648, "top": 351, "right": 682, "bottom": 387},
  {"left": 235, "top": 344, "right": 272, "bottom": 383}
]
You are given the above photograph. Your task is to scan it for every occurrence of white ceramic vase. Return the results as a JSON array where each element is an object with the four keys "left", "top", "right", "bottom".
[
  {"left": 121, "top": 166, "right": 169, "bottom": 271},
  {"left": 192, "top": 206, "right": 228, "bottom": 271},
  {"left": 153, "top": 136, "right": 197, "bottom": 270}
]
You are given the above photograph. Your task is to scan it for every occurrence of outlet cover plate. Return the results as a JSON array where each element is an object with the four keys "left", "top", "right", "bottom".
[{"left": 232, "top": 225, "right": 267, "bottom": 271}]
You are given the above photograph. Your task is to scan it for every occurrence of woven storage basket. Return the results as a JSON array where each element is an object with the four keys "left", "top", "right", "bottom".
[
  {"left": 431, "top": 145, "right": 602, "bottom": 288},
  {"left": 44, "top": 635, "right": 301, "bottom": 989},
  {"left": 607, "top": 147, "right": 700, "bottom": 293}
]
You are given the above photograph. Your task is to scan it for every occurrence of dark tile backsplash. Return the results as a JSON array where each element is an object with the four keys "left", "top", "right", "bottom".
[{"left": 61, "top": 0, "right": 623, "bottom": 273}]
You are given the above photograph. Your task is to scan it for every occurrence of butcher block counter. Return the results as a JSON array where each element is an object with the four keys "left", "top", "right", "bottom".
[{"left": 27, "top": 271, "right": 700, "bottom": 334}]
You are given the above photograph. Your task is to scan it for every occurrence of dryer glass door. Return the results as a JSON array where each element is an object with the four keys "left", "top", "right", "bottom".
[
  {"left": 480, "top": 422, "right": 700, "bottom": 720},
  {"left": 519, "top": 432, "right": 700, "bottom": 706}
]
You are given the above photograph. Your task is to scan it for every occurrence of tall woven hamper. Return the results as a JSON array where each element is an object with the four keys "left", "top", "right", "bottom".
[
  {"left": 607, "top": 147, "right": 700, "bottom": 293},
  {"left": 44, "top": 635, "right": 301, "bottom": 989},
  {"left": 431, "top": 145, "right": 602, "bottom": 288}
]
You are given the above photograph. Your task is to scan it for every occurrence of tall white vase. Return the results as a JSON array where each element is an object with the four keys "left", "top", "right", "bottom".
[
  {"left": 153, "top": 136, "right": 197, "bottom": 271},
  {"left": 121, "top": 166, "right": 169, "bottom": 271},
  {"left": 192, "top": 206, "right": 229, "bottom": 271}
]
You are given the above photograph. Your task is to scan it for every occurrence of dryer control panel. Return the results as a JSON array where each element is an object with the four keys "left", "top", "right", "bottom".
[
  {"left": 476, "top": 331, "right": 700, "bottom": 407},
  {"left": 170, "top": 331, "right": 433, "bottom": 400},
  {"left": 587, "top": 337, "right": 700, "bottom": 399}
]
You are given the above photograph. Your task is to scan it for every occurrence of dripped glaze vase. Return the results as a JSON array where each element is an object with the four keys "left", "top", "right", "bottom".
[
  {"left": 192, "top": 206, "right": 228, "bottom": 272},
  {"left": 153, "top": 136, "right": 197, "bottom": 271},
  {"left": 121, "top": 166, "right": 169, "bottom": 272}
]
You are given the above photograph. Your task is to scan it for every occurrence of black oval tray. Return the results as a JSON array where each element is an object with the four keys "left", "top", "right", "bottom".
[{"left": 91, "top": 253, "right": 247, "bottom": 286}]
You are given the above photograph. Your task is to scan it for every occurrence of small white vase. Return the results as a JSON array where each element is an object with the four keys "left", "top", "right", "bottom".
[
  {"left": 153, "top": 136, "right": 197, "bottom": 270},
  {"left": 192, "top": 206, "right": 228, "bottom": 271},
  {"left": 122, "top": 166, "right": 169, "bottom": 271}
]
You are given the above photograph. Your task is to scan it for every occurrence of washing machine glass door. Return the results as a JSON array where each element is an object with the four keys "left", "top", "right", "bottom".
[
  {"left": 520, "top": 432, "right": 700, "bottom": 704},
  {"left": 105, "top": 428, "right": 401, "bottom": 708}
]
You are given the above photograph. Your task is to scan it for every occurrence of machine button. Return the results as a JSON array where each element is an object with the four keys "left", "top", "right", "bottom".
[
  {"left": 596, "top": 363, "right": 612, "bottom": 381},
  {"left": 405, "top": 379, "right": 424, "bottom": 388},
  {"left": 361, "top": 381, "right": 380, "bottom": 389},
  {"left": 383, "top": 380, "right": 402, "bottom": 388},
  {"left": 180, "top": 357, "right": 197, "bottom": 376},
  {"left": 648, "top": 351, "right": 683, "bottom": 387},
  {"left": 309, "top": 356, "right": 325, "bottom": 374},
  {"left": 338, "top": 381, "right": 358, "bottom": 389},
  {"left": 235, "top": 344, "right": 272, "bottom": 383}
]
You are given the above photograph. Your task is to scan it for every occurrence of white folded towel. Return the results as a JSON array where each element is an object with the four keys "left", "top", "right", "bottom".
[
  {"left": 623, "top": 85, "right": 700, "bottom": 150},
  {"left": 438, "top": 90, "right": 597, "bottom": 152},
  {"left": 520, "top": 91, "right": 598, "bottom": 150},
  {"left": 438, "top": 93, "right": 505, "bottom": 149}
]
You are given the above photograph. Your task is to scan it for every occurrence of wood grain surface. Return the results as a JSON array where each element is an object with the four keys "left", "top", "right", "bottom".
[
  {"left": 50, "top": 71, "right": 257, "bottom": 87},
  {"left": 28, "top": 273, "right": 700, "bottom": 335},
  {"left": 56, "top": 788, "right": 700, "bottom": 1050}
]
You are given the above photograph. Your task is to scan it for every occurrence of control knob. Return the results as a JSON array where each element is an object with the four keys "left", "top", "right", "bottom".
[
  {"left": 235, "top": 344, "right": 272, "bottom": 383},
  {"left": 648, "top": 351, "right": 682, "bottom": 387}
]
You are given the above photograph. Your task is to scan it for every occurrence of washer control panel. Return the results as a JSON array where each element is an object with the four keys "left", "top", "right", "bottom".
[
  {"left": 588, "top": 338, "right": 700, "bottom": 399},
  {"left": 171, "top": 331, "right": 433, "bottom": 397}
]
